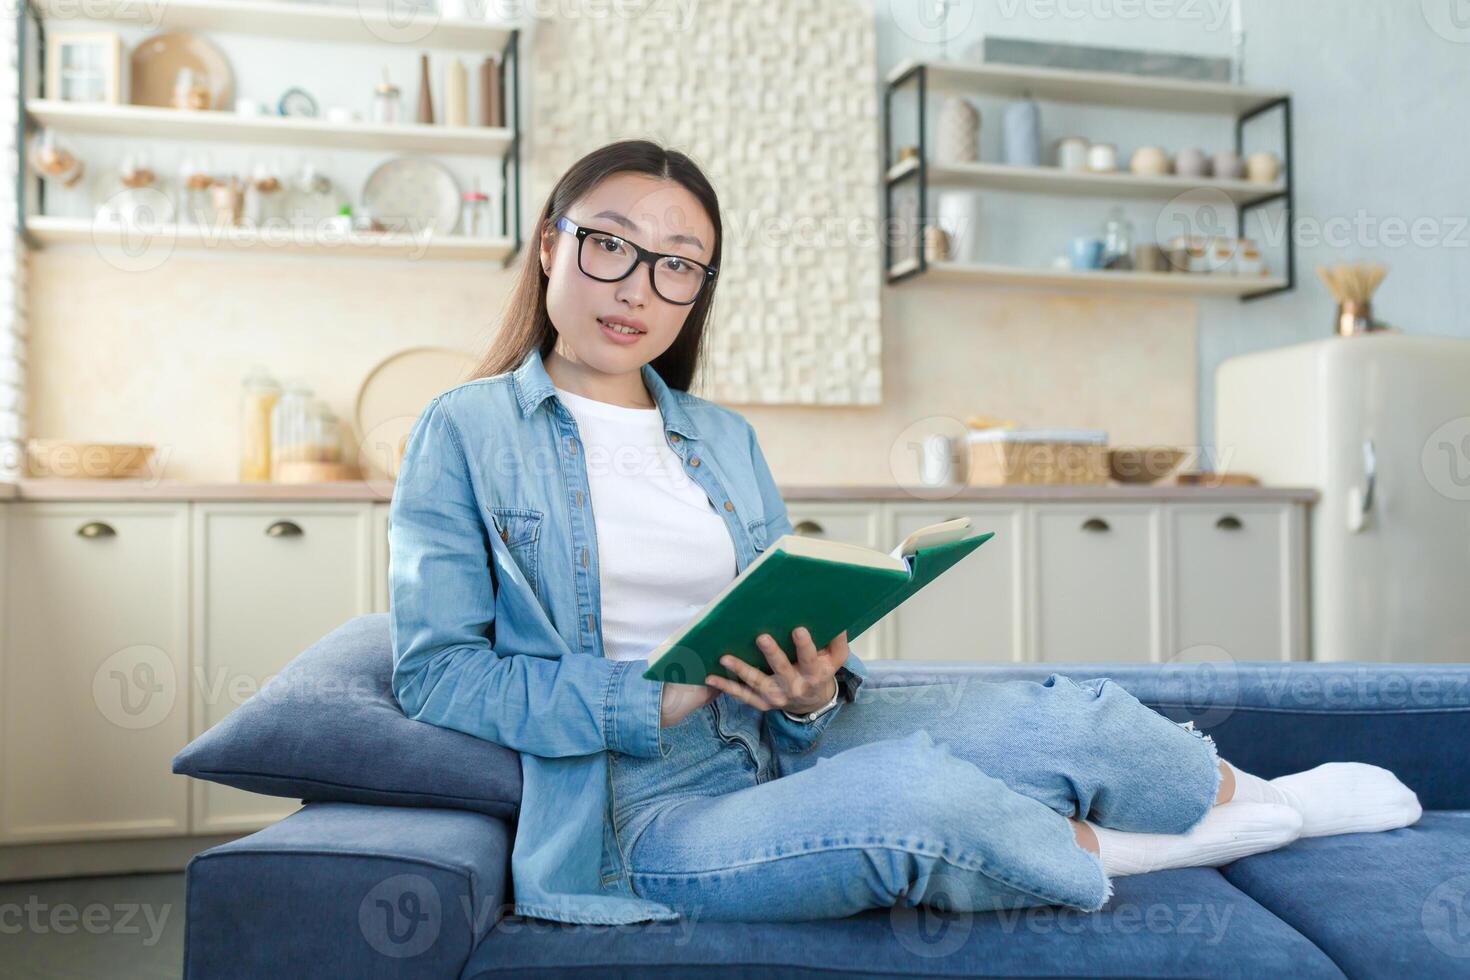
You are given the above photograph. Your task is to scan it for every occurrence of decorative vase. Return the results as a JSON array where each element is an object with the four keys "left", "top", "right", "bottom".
[
  {"left": 936, "top": 191, "right": 978, "bottom": 263},
  {"left": 1002, "top": 98, "right": 1041, "bottom": 167},
  {"left": 1246, "top": 151, "right": 1282, "bottom": 184},
  {"left": 936, "top": 96, "right": 980, "bottom": 164},
  {"left": 416, "top": 53, "right": 434, "bottom": 125},
  {"left": 1212, "top": 150, "right": 1245, "bottom": 180},
  {"left": 1174, "top": 147, "right": 1211, "bottom": 178}
]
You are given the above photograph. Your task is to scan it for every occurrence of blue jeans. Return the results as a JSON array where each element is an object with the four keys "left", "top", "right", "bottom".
[{"left": 607, "top": 673, "right": 1222, "bottom": 922}]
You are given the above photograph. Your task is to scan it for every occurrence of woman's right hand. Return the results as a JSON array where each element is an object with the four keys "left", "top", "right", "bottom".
[{"left": 660, "top": 680, "right": 719, "bottom": 727}]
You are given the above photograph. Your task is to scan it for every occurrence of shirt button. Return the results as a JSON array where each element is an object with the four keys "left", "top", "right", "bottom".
[
  {"left": 568, "top": 437, "right": 578, "bottom": 454},
  {"left": 586, "top": 613, "right": 594, "bottom": 631},
  {"left": 500, "top": 526, "right": 509, "bottom": 543},
  {"left": 723, "top": 500, "right": 734, "bottom": 511},
  {"left": 581, "top": 546, "right": 589, "bottom": 567},
  {"left": 576, "top": 490, "right": 583, "bottom": 506},
  {"left": 689, "top": 456, "right": 701, "bottom": 467},
  {"left": 670, "top": 433, "right": 681, "bottom": 443}
]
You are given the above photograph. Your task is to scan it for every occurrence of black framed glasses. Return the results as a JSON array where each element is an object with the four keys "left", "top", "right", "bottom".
[{"left": 555, "top": 215, "right": 717, "bottom": 306}]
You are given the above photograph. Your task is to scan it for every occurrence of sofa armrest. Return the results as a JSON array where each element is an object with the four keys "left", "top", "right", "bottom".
[{"left": 184, "top": 802, "right": 510, "bottom": 980}]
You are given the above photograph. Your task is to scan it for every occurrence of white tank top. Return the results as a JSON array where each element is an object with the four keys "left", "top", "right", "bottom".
[{"left": 553, "top": 384, "right": 738, "bottom": 662}]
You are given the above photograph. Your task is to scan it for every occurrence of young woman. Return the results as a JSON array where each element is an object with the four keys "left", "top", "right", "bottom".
[{"left": 388, "top": 139, "right": 1423, "bottom": 926}]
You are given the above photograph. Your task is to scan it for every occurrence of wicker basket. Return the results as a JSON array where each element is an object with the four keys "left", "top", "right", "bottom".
[{"left": 966, "top": 439, "right": 1109, "bottom": 486}]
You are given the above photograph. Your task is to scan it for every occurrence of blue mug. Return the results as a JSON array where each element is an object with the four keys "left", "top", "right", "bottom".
[{"left": 1070, "top": 237, "right": 1104, "bottom": 270}]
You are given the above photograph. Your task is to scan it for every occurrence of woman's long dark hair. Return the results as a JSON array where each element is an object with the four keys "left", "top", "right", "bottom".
[{"left": 468, "top": 139, "right": 723, "bottom": 393}]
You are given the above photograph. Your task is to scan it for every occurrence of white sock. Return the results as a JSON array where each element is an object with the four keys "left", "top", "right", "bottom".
[
  {"left": 1221, "top": 760, "right": 1293, "bottom": 807},
  {"left": 1268, "top": 762, "right": 1424, "bottom": 837},
  {"left": 1085, "top": 802, "right": 1302, "bottom": 877}
]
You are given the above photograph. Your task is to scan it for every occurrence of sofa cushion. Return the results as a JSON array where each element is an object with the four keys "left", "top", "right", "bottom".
[
  {"left": 171, "top": 613, "right": 521, "bottom": 819},
  {"left": 463, "top": 866, "right": 1343, "bottom": 978},
  {"left": 1223, "top": 810, "right": 1470, "bottom": 977}
]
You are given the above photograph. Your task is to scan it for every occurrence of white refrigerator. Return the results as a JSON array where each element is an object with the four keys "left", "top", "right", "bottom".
[{"left": 1217, "top": 334, "right": 1470, "bottom": 662}]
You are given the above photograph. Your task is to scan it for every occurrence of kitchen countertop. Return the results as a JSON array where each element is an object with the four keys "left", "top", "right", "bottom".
[{"left": 0, "top": 479, "right": 1319, "bottom": 503}]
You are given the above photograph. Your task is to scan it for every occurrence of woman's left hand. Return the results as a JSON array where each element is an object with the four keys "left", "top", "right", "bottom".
[{"left": 706, "top": 627, "right": 846, "bottom": 714}]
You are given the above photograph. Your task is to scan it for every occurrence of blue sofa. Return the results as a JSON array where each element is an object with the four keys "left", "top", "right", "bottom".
[{"left": 176, "top": 614, "right": 1470, "bottom": 978}]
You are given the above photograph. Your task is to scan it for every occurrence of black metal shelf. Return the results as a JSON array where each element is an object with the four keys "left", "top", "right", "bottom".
[{"left": 882, "top": 60, "right": 1295, "bottom": 303}]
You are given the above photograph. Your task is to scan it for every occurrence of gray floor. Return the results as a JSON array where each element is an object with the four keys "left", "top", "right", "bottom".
[{"left": 0, "top": 873, "right": 184, "bottom": 980}]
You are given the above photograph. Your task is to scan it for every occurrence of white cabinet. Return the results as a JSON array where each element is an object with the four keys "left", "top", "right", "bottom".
[
  {"left": 886, "top": 504, "right": 1025, "bottom": 662},
  {"left": 1164, "top": 502, "right": 1305, "bottom": 662},
  {"left": 874, "top": 499, "right": 1306, "bottom": 664},
  {"left": 189, "top": 502, "right": 374, "bottom": 834},
  {"left": 372, "top": 502, "right": 391, "bottom": 613},
  {"left": 785, "top": 501, "right": 881, "bottom": 550},
  {"left": 1, "top": 503, "right": 191, "bottom": 844},
  {"left": 1030, "top": 504, "right": 1161, "bottom": 663}
]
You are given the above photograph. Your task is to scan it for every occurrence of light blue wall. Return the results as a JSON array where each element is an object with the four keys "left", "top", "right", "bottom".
[{"left": 871, "top": 0, "right": 1468, "bottom": 460}]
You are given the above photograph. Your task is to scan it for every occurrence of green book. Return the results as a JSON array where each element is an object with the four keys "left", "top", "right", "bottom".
[{"left": 642, "top": 517, "right": 994, "bottom": 685}]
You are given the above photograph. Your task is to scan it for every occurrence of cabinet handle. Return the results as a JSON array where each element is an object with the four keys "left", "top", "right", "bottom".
[
  {"left": 265, "top": 520, "right": 304, "bottom": 538},
  {"left": 1216, "top": 515, "right": 1244, "bottom": 531},
  {"left": 793, "top": 520, "right": 825, "bottom": 537},
  {"left": 76, "top": 521, "right": 116, "bottom": 539},
  {"left": 1081, "top": 517, "right": 1111, "bottom": 533}
]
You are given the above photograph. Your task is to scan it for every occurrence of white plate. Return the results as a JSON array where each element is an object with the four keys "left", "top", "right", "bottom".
[{"left": 361, "top": 156, "right": 462, "bottom": 236}]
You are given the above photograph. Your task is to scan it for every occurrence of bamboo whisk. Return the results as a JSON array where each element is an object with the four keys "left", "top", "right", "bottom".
[{"left": 1316, "top": 261, "right": 1387, "bottom": 336}]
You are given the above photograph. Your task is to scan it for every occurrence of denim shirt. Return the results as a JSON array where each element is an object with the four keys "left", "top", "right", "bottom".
[{"left": 388, "top": 346, "right": 869, "bottom": 924}]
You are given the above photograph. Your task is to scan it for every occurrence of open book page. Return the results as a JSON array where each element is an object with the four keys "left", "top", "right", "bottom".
[{"left": 888, "top": 516, "right": 973, "bottom": 560}]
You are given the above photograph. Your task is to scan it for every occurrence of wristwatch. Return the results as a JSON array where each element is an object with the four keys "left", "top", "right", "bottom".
[{"left": 781, "top": 676, "right": 841, "bottom": 724}]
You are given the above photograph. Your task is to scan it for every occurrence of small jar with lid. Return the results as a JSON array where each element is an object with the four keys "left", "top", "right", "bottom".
[
  {"left": 270, "top": 380, "right": 315, "bottom": 477},
  {"left": 238, "top": 366, "right": 280, "bottom": 481},
  {"left": 460, "top": 178, "right": 492, "bottom": 238},
  {"left": 372, "top": 69, "right": 403, "bottom": 124},
  {"left": 310, "top": 401, "right": 344, "bottom": 463}
]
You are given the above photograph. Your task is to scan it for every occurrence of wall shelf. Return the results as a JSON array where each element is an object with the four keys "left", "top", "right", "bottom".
[
  {"left": 887, "top": 257, "right": 1288, "bottom": 298},
  {"left": 16, "top": 0, "right": 525, "bottom": 265},
  {"left": 29, "top": 0, "right": 516, "bottom": 51},
  {"left": 884, "top": 57, "right": 1287, "bottom": 116},
  {"left": 28, "top": 100, "right": 514, "bottom": 155},
  {"left": 882, "top": 59, "right": 1296, "bottom": 302},
  {"left": 885, "top": 156, "right": 1286, "bottom": 207},
  {"left": 28, "top": 215, "right": 516, "bottom": 261}
]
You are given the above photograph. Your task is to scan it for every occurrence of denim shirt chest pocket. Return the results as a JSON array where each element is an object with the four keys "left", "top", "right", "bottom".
[
  {"left": 489, "top": 506, "right": 544, "bottom": 601},
  {"left": 745, "top": 515, "right": 769, "bottom": 554}
]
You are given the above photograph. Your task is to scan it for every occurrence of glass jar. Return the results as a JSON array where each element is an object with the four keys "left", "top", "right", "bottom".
[
  {"left": 238, "top": 366, "right": 280, "bottom": 481},
  {"left": 460, "top": 179, "right": 491, "bottom": 238},
  {"left": 1101, "top": 206, "right": 1135, "bottom": 270},
  {"left": 178, "top": 152, "right": 215, "bottom": 226},
  {"left": 372, "top": 70, "right": 402, "bottom": 124},
  {"left": 171, "top": 66, "right": 210, "bottom": 111},
  {"left": 285, "top": 161, "right": 338, "bottom": 228},
  {"left": 244, "top": 158, "right": 284, "bottom": 227},
  {"left": 303, "top": 399, "right": 343, "bottom": 463},
  {"left": 270, "top": 380, "right": 315, "bottom": 476}
]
